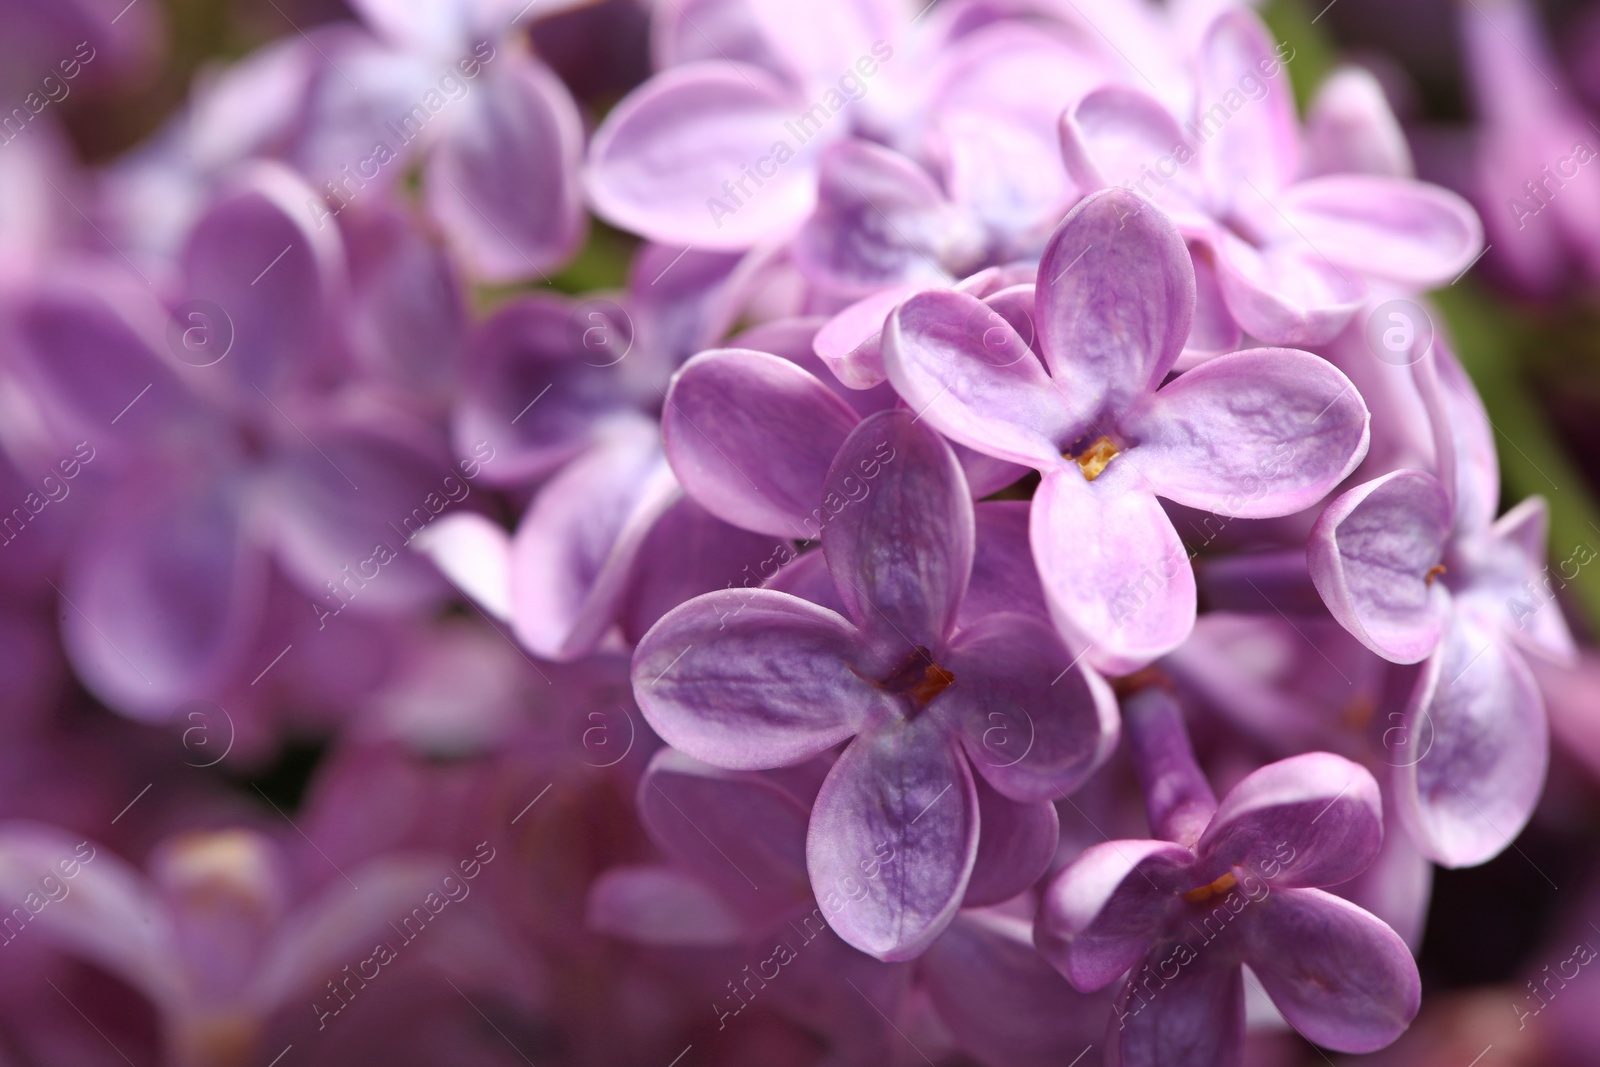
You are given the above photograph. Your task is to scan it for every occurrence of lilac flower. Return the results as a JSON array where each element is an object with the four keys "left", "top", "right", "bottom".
[
  {"left": 0, "top": 822, "right": 444, "bottom": 1067},
  {"left": 6, "top": 166, "right": 456, "bottom": 719},
  {"left": 1308, "top": 344, "right": 1576, "bottom": 866},
  {"left": 884, "top": 186, "right": 1370, "bottom": 672},
  {"left": 1458, "top": 0, "right": 1600, "bottom": 296},
  {"left": 632, "top": 409, "right": 1117, "bottom": 959},
  {"left": 1060, "top": 10, "right": 1481, "bottom": 345},
  {"left": 591, "top": 749, "right": 1112, "bottom": 1067},
  {"left": 1035, "top": 686, "right": 1420, "bottom": 1064},
  {"left": 586, "top": 0, "right": 1117, "bottom": 252}
]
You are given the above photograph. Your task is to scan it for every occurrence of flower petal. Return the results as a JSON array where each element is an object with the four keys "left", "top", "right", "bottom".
[
  {"left": 638, "top": 749, "right": 813, "bottom": 919},
  {"left": 587, "top": 864, "right": 746, "bottom": 946},
  {"left": 922, "top": 911, "right": 1110, "bottom": 1067},
  {"left": 1238, "top": 888, "right": 1420, "bottom": 1053},
  {"left": 1197, "top": 753, "right": 1383, "bottom": 889},
  {"left": 453, "top": 294, "right": 634, "bottom": 487},
  {"left": 632, "top": 589, "right": 880, "bottom": 769},
  {"left": 807, "top": 722, "right": 979, "bottom": 960},
  {"left": 427, "top": 58, "right": 586, "bottom": 281},
  {"left": 662, "top": 348, "right": 860, "bottom": 538},
  {"left": 63, "top": 466, "right": 264, "bottom": 719},
  {"left": 1308, "top": 470, "right": 1453, "bottom": 664},
  {"left": 940, "top": 612, "right": 1119, "bottom": 803},
  {"left": 410, "top": 512, "right": 513, "bottom": 623},
  {"left": 882, "top": 288, "right": 1075, "bottom": 469},
  {"left": 1197, "top": 11, "right": 1300, "bottom": 199},
  {"left": 585, "top": 63, "right": 814, "bottom": 249},
  {"left": 813, "top": 282, "right": 922, "bottom": 389},
  {"left": 962, "top": 500, "right": 1050, "bottom": 625},
  {"left": 1126, "top": 347, "right": 1370, "bottom": 518},
  {"left": 1209, "top": 231, "right": 1363, "bottom": 347},
  {"left": 1396, "top": 607, "right": 1548, "bottom": 867},
  {"left": 180, "top": 164, "right": 345, "bottom": 397},
  {"left": 1034, "top": 838, "right": 1192, "bottom": 992},
  {"left": 1058, "top": 85, "right": 1208, "bottom": 221},
  {"left": 1035, "top": 187, "right": 1196, "bottom": 426},
  {"left": 963, "top": 778, "right": 1059, "bottom": 907},
  {"left": 796, "top": 139, "right": 968, "bottom": 295},
  {"left": 823, "top": 409, "right": 973, "bottom": 653},
  {"left": 1111, "top": 946, "right": 1245, "bottom": 1067},
  {"left": 1032, "top": 464, "right": 1196, "bottom": 675},
  {"left": 508, "top": 421, "right": 678, "bottom": 660},
  {"left": 1278, "top": 175, "right": 1484, "bottom": 289}
]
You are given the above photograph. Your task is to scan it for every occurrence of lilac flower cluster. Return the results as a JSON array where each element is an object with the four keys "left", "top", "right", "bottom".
[{"left": 0, "top": 0, "right": 1597, "bottom": 1064}]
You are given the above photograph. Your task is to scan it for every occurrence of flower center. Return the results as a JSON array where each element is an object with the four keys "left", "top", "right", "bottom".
[
  {"left": 1425, "top": 563, "right": 1447, "bottom": 586},
  {"left": 1068, "top": 435, "right": 1121, "bottom": 481},
  {"left": 878, "top": 648, "right": 956, "bottom": 711},
  {"left": 1181, "top": 871, "right": 1237, "bottom": 903}
]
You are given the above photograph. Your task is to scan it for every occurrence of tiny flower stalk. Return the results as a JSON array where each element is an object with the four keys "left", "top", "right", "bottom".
[{"left": 1120, "top": 684, "right": 1217, "bottom": 848}]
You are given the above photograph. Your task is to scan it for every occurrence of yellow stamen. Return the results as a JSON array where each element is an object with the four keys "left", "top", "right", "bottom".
[
  {"left": 910, "top": 664, "right": 956, "bottom": 705},
  {"left": 1425, "top": 564, "right": 1447, "bottom": 586},
  {"left": 1072, "top": 436, "right": 1121, "bottom": 481},
  {"left": 1181, "top": 871, "right": 1238, "bottom": 903}
]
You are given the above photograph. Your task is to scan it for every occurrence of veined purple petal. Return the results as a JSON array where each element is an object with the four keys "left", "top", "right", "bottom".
[
  {"left": 1034, "top": 838, "right": 1192, "bottom": 993},
  {"left": 1412, "top": 340, "right": 1499, "bottom": 537},
  {"left": 1035, "top": 188, "right": 1196, "bottom": 427},
  {"left": 822, "top": 410, "right": 973, "bottom": 654},
  {"left": 1238, "top": 888, "right": 1420, "bottom": 1053},
  {"left": 585, "top": 63, "right": 816, "bottom": 249},
  {"left": 1396, "top": 607, "right": 1548, "bottom": 867},
  {"left": 1308, "top": 470, "right": 1453, "bottom": 664},
  {"left": 662, "top": 348, "right": 860, "bottom": 538},
  {"left": 1126, "top": 347, "right": 1370, "bottom": 518},
  {"left": 807, "top": 721, "right": 978, "bottom": 961},
  {"left": 1112, "top": 947, "right": 1244, "bottom": 1067},
  {"left": 1196, "top": 753, "right": 1383, "bottom": 889},
  {"left": 882, "top": 288, "right": 1075, "bottom": 469},
  {"left": 939, "top": 612, "right": 1118, "bottom": 803},
  {"left": 632, "top": 589, "right": 881, "bottom": 770},
  {"left": 1032, "top": 464, "right": 1196, "bottom": 675}
]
